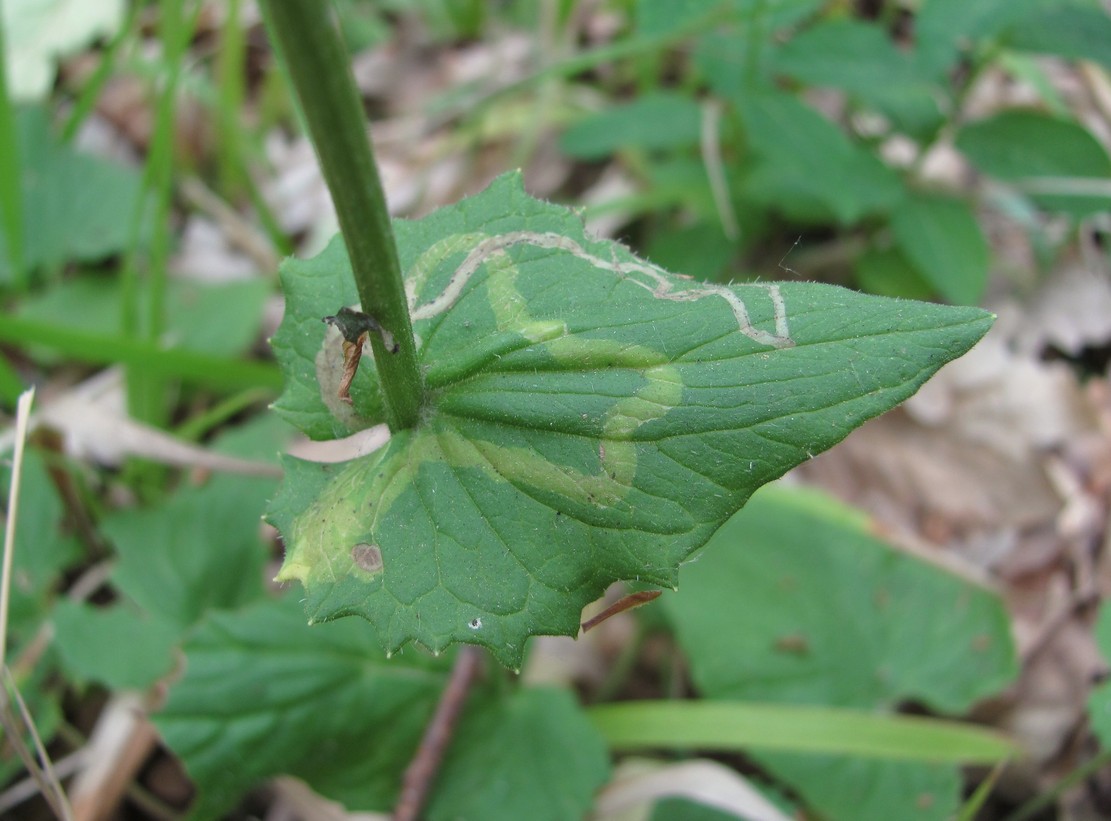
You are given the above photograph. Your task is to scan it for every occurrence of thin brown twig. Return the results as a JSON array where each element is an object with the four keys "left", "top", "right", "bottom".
[
  {"left": 581, "top": 589, "right": 662, "bottom": 634},
  {"left": 394, "top": 646, "right": 483, "bottom": 821}
]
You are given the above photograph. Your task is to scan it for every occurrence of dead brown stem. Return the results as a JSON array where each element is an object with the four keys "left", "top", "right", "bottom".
[{"left": 393, "top": 645, "right": 483, "bottom": 821}]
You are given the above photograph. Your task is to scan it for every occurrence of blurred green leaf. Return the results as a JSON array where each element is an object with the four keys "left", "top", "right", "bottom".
[
  {"left": 427, "top": 688, "right": 611, "bottom": 821},
  {"left": 662, "top": 485, "right": 1018, "bottom": 821},
  {"left": 52, "top": 599, "right": 178, "bottom": 689},
  {"left": 104, "top": 417, "right": 285, "bottom": 629},
  {"left": 735, "top": 89, "right": 905, "bottom": 224},
  {"left": 637, "top": 0, "right": 820, "bottom": 36},
  {"left": 644, "top": 222, "right": 735, "bottom": 281},
  {"left": 1006, "top": 4, "right": 1111, "bottom": 70},
  {"left": 560, "top": 92, "right": 702, "bottom": 160},
  {"left": 912, "top": 0, "right": 1045, "bottom": 76},
  {"left": 770, "top": 19, "right": 943, "bottom": 135},
  {"left": 890, "top": 192, "right": 989, "bottom": 305},
  {"left": 855, "top": 246, "right": 935, "bottom": 301},
  {"left": 667, "top": 486, "right": 1017, "bottom": 712},
  {"left": 0, "top": 106, "right": 141, "bottom": 283},
  {"left": 955, "top": 110, "right": 1111, "bottom": 218},
  {"left": 155, "top": 593, "right": 448, "bottom": 819},
  {"left": 650, "top": 798, "right": 754, "bottom": 821},
  {"left": 637, "top": 0, "right": 728, "bottom": 34}
]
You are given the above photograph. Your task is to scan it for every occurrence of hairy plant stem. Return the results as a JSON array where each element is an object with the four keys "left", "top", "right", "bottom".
[
  {"left": 394, "top": 646, "right": 483, "bottom": 821},
  {"left": 259, "top": 0, "right": 423, "bottom": 431}
]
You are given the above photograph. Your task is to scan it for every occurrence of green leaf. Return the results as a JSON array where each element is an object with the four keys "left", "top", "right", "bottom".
[
  {"left": 1006, "top": 5, "right": 1111, "bottom": 71},
  {"left": 734, "top": 89, "right": 905, "bottom": 224},
  {"left": 269, "top": 171, "right": 991, "bottom": 668},
  {"left": 638, "top": 0, "right": 822, "bottom": 36},
  {"left": 650, "top": 798, "right": 756, "bottom": 821},
  {"left": 427, "top": 688, "right": 611, "bottom": 821},
  {"left": 154, "top": 594, "right": 448, "bottom": 820},
  {"left": 912, "top": 0, "right": 1045, "bottom": 76},
  {"left": 559, "top": 92, "right": 702, "bottom": 160},
  {"left": 0, "top": 106, "right": 141, "bottom": 283},
  {"left": 757, "top": 757, "right": 960, "bottom": 821},
  {"left": 51, "top": 600, "right": 178, "bottom": 689},
  {"left": 889, "top": 192, "right": 989, "bottom": 305},
  {"left": 770, "top": 20, "right": 942, "bottom": 135},
  {"left": 159, "top": 594, "right": 608, "bottom": 821},
  {"left": 661, "top": 485, "right": 1018, "bottom": 821},
  {"left": 955, "top": 110, "right": 1111, "bottom": 218},
  {"left": 105, "top": 418, "right": 284, "bottom": 628},
  {"left": 855, "top": 246, "right": 935, "bottom": 301},
  {"left": 665, "top": 486, "right": 1017, "bottom": 712}
]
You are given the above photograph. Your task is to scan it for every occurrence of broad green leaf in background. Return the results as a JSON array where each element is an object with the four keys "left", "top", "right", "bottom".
[
  {"left": 665, "top": 485, "right": 1017, "bottom": 711},
  {"left": 51, "top": 418, "right": 286, "bottom": 698},
  {"left": 955, "top": 110, "right": 1111, "bottom": 218},
  {"left": 644, "top": 222, "right": 736, "bottom": 282},
  {"left": 158, "top": 594, "right": 607, "bottom": 821},
  {"left": 855, "top": 246, "right": 935, "bottom": 301},
  {"left": 560, "top": 92, "right": 702, "bottom": 161},
  {"left": 0, "top": 105, "right": 141, "bottom": 283},
  {"left": 52, "top": 599, "right": 177, "bottom": 689},
  {"left": 268, "top": 172, "right": 991, "bottom": 668},
  {"left": 734, "top": 89, "right": 905, "bottom": 224},
  {"left": 911, "top": 0, "right": 1045, "bottom": 77},
  {"left": 1005, "top": 4, "right": 1111, "bottom": 71},
  {"left": 636, "top": 0, "right": 726, "bottom": 34},
  {"left": 103, "top": 417, "right": 284, "bottom": 629},
  {"left": 426, "top": 688, "right": 610, "bottom": 821},
  {"left": 636, "top": 0, "right": 821, "bottom": 36},
  {"left": 889, "top": 192, "right": 989, "bottom": 305},
  {"left": 663, "top": 485, "right": 1018, "bottom": 821},
  {"left": 650, "top": 798, "right": 755, "bottom": 821},
  {"left": 769, "top": 19, "right": 943, "bottom": 135},
  {"left": 155, "top": 594, "right": 448, "bottom": 820}
]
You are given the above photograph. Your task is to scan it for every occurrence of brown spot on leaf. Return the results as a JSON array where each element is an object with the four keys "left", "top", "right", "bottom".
[{"left": 351, "top": 543, "right": 384, "bottom": 574}]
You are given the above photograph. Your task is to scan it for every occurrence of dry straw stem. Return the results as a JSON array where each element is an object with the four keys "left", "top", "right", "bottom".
[
  {"left": 0, "top": 388, "right": 75, "bottom": 820},
  {"left": 0, "top": 387, "right": 35, "bottom": 665}
]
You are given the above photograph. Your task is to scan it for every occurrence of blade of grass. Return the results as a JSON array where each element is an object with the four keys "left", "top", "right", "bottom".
[
  {"left": 589, "top": 701, "right": 1019, "bottom": 764},
  {"left": 0, "top": 355, "right": 24, "bottom": 407},
  {"left": 60, "top": 0, "right": 142, "bottom": 141},
  {"left": 0, "top": 11, "right": 25, "bottom": 291},
  {"left": 216, "top": 0, "right": 247, "bottom": 197},
  {"left": 122, "top": 0, "right": 199, "bottom": 427},
  {"left": 0, "top": 316, "right": 280, "bottom": 391},
  {"left": 957, "top": 761, "right": 1005, "bottom": 821},
  {"left": 1003, "top": 748, "right": 1111, "bottom": 821}
]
